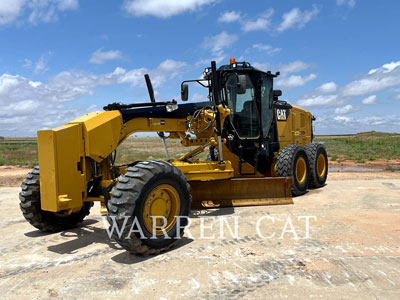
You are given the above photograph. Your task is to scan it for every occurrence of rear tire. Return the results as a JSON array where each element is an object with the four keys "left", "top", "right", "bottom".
[
  {"left": 19, "top": 166, "right": 93, "bottom": 232},
  {"left": 107, "top": 160, "right": 191, "bottom": 255},
  {"left": 276, "top": 145, "right": 310, "bottom": 196},
  {"left": 305, "top": 143, "right": 328, "bottom": 188}
]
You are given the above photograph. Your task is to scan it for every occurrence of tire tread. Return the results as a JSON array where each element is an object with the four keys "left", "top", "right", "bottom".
[{"left": 107, "top": 160, "right": 191, "bottom": 255}]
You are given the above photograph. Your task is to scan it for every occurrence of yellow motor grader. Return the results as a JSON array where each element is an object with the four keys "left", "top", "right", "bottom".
[{"left": 19, "top": 60, "right": 328, "bottom": 254}]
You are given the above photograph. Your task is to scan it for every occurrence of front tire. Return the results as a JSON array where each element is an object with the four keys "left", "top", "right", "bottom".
[
  {"left": 107, "top": 160, "right": 191, "bottom": 255},
  {"left": 19, "top": 166, "right": 93, "bottom": 232},
  {"left": 276, "top": 145, "right": 310, "bottom": 196}
]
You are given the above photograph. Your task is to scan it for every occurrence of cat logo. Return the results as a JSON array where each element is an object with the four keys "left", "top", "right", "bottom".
[{"left": 276, "top": 109, "right": 287, "bottom": 121}]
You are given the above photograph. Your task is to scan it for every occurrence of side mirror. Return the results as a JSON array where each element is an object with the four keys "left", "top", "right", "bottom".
[
  {"left": 181, "top": 84, "right": 189, "bottom": 101},
  {"left": 273, "top": 90, "right": 282, "bottom": 100},
  {"left": 237, "top": 75, "right": 247, "bottom": 94}
]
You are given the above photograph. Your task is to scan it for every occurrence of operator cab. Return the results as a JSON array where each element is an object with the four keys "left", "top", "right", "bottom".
[
  {"left": 223, "top": 66, "right": 276, "bottom": 143},
  {"left": 181, "top": 59, "right": 282, "bottom": 175},
  {"left": 217, "top": 59, "right": 281, "bottom": 174}
]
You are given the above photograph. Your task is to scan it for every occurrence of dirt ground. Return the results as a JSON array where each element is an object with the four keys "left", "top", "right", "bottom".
[
  {"left": 328, "top": 158, "right": 400, "bottom": 170},
  {"left": 0, "top": 166, "right": 32, "bottom": 186},
  {"left": 2, "top": 165, "right": 399, "bottom": 187},
  {"left": 1, "top": 170, "right": 400, "bottom": 299}
]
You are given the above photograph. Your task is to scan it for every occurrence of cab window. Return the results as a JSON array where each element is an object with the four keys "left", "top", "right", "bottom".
[
  {"left": 225, "top": 74, "right": 258, "bottom": 138},
  {"left": 260, "top": 77, "right": 274, "bottom": 137}
]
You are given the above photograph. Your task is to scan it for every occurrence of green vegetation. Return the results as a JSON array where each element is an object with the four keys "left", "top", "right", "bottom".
[
  {"left": 0, "top": 137, "right": 205, "bottom": 167},
  {"left": 1, "top": 132, "right": 399, "bottom": 167},
  {"left": 114, "top": 137, "right": 207, "bottom": 165},
  {"left": 0, "top": 138, "right": 38, "bottom": 166},
  {"left": 314, "top": 132, "right": 400, "bottom": 162},
  {"left": 385, "top": 166, "right": 400, "bottom": 172}
]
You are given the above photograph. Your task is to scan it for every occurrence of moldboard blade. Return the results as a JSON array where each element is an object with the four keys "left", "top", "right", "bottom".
[{"left": 189, "top": 177, "right": 293, "bottom": 208}]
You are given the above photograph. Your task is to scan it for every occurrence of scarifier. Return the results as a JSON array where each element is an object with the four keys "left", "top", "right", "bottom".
[{"left": 19, "top": 60, "right": 328, "bottom": 254}]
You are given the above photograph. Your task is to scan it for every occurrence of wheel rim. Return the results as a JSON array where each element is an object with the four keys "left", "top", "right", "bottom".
[
  {"left": 143, "top": 184, "right": 180, "bottom": 236},
  {"left": 317, "top": 153, "right": 326, "bottom": 178},
  {"left": 296, "top": 157, "right": 307, "bottom": 184},
  {"left": 271, "top": 161, "right": 277, "bottom": 176}
]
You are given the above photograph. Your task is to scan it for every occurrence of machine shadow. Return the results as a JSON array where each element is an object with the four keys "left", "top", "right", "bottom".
[
  {"left": 189, "top": 206, "right": 235, "bottom": 218},
  {"left": 110, "top": 237, "right": 193, "bottom": 265},
  {"left": 24, "top": 217, "right": 194, "bottom": 263},
  {"left": 46, "top": 221, "right": 121, "bottom": 255},
  {"left": 24, "top": 219, "right": 99, "bottom": 238}
]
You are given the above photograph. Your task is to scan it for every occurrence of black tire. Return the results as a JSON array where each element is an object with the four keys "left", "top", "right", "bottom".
[
  {"left": 276, "top": 145, "right": 310, "bottom": 196},
  {"left": 305, "top": 143, "right": 328, "bottom": 188},
  {"left": 107, "top": 160, "right": 191, "bottom": 255},
  {"left": 19, "top": 166, "right": 93, "bottom": 232}
]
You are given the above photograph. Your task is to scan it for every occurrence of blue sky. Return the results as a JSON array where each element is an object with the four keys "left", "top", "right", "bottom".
[{"left": 0, "top": 0, "right": 399, "bottom": 136}]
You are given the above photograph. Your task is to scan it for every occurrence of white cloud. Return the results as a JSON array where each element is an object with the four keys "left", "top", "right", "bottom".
[
  {"left": 116, "top": 67, "right": 147, "bottom": 87},
  {"left": 314, "top": 114, "right": 400, "bottom": 134},
  {"left": 368, "top": 61, "right": 400, "bottom": 75},
  {"left": 277, "top": 5, "right": 320, "bottom": 32},
  {"left": 22, "top": 53, "right": 52, "bottom": 73},
  {"left": 362, "top": 95, "right": 377, "bottom": 105},
  {"left": 222, "top": 9, "right": 276, "bottom": 32},
  {"left": 0, "top": 59, "right": 187, "bottom": 136},
  {"left": 57, "top": 0, "right": 79, "bottom": 11},
  {"left": 218, "top": 10, "right": 241, "bottom": 23},
  {"left": 22, "top": 58, "right": 33, "bottom": 68},
  {"left": 200, "top": 31, "right": 238, "bottom": 64},
  {"left": 280, "top": 61, "right": 310, "bottom": 74},
  {"left": 149, "top": 59, "right": 187, "bottom": 87},
  {"left": 297, "top": 81, "right": 343, "bottom": 107},
  {"left": 123, "top": 0, "right": 218, "bottom": 18},
  {"left": 393, "top": 89, "right": 400, "bottom": 100},
  {"left": 0, "top": 73, "right": 94, "bottom": 136},
  {"left": 298, "top": 61, "right": 400, "bottom": 109},
  {"left": 34, "top": 55, "right": 49, "bottom": 73},
  {"left": 252, "top": 43, "right": 281, "bottom": 55},
  {"left": 0, "top": 0, "right": 80, "bottom": 25},
  {"left": 28, "top": 0, "right": 79, "bottom": 24},
  {"left": 336, "top": 0, "right": 356, "bottom": 8},
  {"left": 90, "top": 49, "right": 124, "bottom": 64},
  {"left": 241, "top": 9, "right": 274, "bottom": 32},
  {"left": 191, "top": 93, "right": 206, "bottom": 101},
  {"left": 202, "top": 31, "right": 238, "bottom": 54},
  {"left": 0, "top": 0, "right": 25, "bottom": 25},
  {"left": 276, "top": 73, "right": 316, "bottom": 89},
  {"left": 252, "top": 62, "right": 269, "bottom": 71},
  {"left": 333, "top": 115, "right": 352, "bottom": 123},
  {"left": 297, "top": 94, "right": 342, "bottom": 107},
  {"left": 315, "top": 82, "right": 337, "bottom": 94},
  {"left": 341, "top": 61, "right": 400, "bottom": 97},
  {"left": 335, "top": 104, "right": 358, "bottom": 114}
]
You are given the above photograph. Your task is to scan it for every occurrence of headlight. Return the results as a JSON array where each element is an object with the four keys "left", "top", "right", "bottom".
[{"left": 166, "top": 103, "right": 178, "bottom": 112}]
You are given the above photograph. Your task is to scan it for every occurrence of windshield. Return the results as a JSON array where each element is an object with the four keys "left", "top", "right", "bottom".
[{"left": 225, "top": 74, "right": 259, "bottom": 139}]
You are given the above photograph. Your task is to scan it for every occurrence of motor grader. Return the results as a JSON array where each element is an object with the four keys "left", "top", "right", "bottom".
[{"left": 19, "top": 59, "right": 328, "bottom": 255}]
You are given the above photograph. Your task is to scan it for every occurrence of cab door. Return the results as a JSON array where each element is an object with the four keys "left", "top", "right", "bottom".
[
  {"left": 260, "top": 77, "right": 274, "bottom": 138},
  {"left": 225, "top": 74, "right": 259, "bottom": 139}
]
